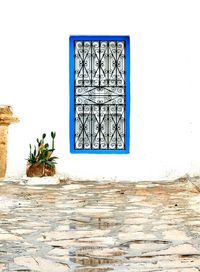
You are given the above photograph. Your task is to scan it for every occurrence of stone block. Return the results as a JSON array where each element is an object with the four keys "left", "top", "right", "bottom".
[
  {"left": 0, "top": 105, "right": 19, "bottom": 178},
  {"left": 20, "top": 176, "right": 60, "bottom": 185}
]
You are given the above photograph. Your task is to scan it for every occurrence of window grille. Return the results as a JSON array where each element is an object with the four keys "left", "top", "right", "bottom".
[{"left": 70, "top": 36, "right": 130, "bottom": 153}]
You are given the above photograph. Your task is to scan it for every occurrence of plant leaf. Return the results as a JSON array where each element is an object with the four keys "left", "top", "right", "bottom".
[{"left": 48, "top": 156, "right": 58, "bottom": 161}]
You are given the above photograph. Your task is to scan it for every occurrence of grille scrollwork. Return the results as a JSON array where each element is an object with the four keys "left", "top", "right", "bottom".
[{"left": 74, "top": 40, "right": 126, "bottom": 150}]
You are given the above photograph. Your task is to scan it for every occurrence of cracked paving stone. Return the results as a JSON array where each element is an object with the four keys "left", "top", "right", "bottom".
[
  {"left": 14, "top": 256, "right": 70, "bottom": 271},
  {"left": 150, "top": 243, "right": 200, "bottom": 255},
  {"left": 162, "top": 230, "right": 191, "bottom": 241},
  {"left": 0, "top": 233, "right": 23, "bottom": 241},
  {"left": 0, "top": 264, "right": 5, "bottom": 271},
  {"left": 1, "top": 179, "right": 200, "bottom": 271},
  {"left": 38, "top": 229, "right": 110, "bottom": 241},
  {"left": 118, "top": 232, "right": 156, "bottom": 241}
]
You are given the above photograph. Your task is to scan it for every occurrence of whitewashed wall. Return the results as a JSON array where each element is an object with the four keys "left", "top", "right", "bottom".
[{"left": 0, "top": 0, "right": 200, "bottom": 181}]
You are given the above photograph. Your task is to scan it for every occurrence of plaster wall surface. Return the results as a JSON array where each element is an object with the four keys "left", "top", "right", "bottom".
[{"left": 0, "top": 0, "right": 200, "bottom": 181}]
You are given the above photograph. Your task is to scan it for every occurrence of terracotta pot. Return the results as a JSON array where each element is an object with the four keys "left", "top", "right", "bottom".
[{"left": 26, "top": 162, "right": 55, "bottom": 177}]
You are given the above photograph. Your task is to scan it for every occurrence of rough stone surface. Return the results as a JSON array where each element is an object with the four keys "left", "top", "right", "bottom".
[
  {"left": 0, "top": 105, "right": 19, "bottom": 178},
  {"left": 0, "top": 125, "right": 8, "bottom": 178},
  {"left": 0, "top": 178, "right": 200, "bottom": 271},
  {"left": 0, "top": 105, "right": 19, "bottom": 125},
  {"left": 21, "top": 176, "right": 60, "bottom": 185}
]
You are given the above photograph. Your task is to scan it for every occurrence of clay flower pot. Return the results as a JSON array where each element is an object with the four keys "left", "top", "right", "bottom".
[{"left": 26, "top": 162, "right": 55, "bottom": 177}]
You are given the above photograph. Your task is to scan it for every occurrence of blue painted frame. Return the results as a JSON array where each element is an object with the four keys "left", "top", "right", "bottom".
[{"left": 69, "top": 35, "right": 130, "bottom": 154}]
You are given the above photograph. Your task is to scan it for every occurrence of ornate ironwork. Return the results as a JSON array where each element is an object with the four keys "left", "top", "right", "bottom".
[{"left": 74, "top": 40, "right": 126, "bottom": 150}]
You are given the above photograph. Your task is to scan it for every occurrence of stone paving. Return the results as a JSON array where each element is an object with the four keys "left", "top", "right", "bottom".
[{"left": 0, "top": 178, "right": 200, "bottom": 271}]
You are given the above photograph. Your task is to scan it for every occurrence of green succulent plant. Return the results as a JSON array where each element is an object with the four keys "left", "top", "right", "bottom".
[{"left": 27, "top": 131, "right": 58, "bottom": 168}]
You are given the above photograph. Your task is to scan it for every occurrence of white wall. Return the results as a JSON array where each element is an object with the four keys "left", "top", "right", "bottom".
[{"left": 0, "top": 0, "right": 200, "bottom": 181}]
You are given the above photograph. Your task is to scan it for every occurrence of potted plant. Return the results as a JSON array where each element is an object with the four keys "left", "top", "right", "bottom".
[{"left": 26, "top": 132, "right": 58, "bottom": 177}]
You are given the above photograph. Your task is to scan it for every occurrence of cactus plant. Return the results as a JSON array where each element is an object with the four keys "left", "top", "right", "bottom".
[{"left": 26, "top": 132, "right": 58, "bottom": 177}]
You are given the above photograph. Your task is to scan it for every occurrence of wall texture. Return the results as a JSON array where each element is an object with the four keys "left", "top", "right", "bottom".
[{"left": 0, "top": 0, "right": 200, "bottom": 181}]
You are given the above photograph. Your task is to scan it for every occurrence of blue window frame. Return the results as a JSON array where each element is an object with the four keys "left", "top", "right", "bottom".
[{"left": 70, "top": 35, "right": 130, "bottom": 154}]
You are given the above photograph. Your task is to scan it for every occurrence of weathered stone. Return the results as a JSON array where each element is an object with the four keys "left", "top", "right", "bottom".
[
  {"left": 0, "top": 105, "right": 19, "bottom": 124},
  {"left": 77, "top": 247, "right": 125, "bottom": 257},
  {"left": 152, "top": 243, "right": 199, "bottom": 255},
  {"left": 162, "top": 230, "right": 190, "bottom": 241},
  {"left": 1, "top": 179, "right": 200, "bottom": 271},
  {"left": 48, "top": 248, "right": 68, "bottom": 256},
  {"left": 0, "top": 263, "right": 5, "bottom": 271},
  {"left": 46, "top": 237, "right": 116, "bottom": 249},
  {"left": 11, "top": 229, "right": 35, "bottom": 234},
  {"left": 120, "top": 225, "right": 144, "bottom": 232},
  {"left": 14, "top": 256, "right": 70, "bottom": 271},
  {"left": 0, "top": 228, "right": 8, "bottom": 234},
  {"left": 38, "top": 229, "right": 110, "bottom": 241},
  {"left": 129, "top": 242, "right": 169, "bottom": 253},
  {"left": 124, "top": 218, "right": 149, "bottom": 224},
  {"left": 0, "top": 233, "right": 23, "bottom": 241},
  {"left": 118, "top": 232, "right": 156, "bottom": 241},
  {"left": 0, "top": 105, "right": 19, "bottom": 178},
  {"left": 21, "top": 176, "right": 60, "bottom": 185},
  {"left": 0, "top": 125, "right": 8, "bottom": 178}
]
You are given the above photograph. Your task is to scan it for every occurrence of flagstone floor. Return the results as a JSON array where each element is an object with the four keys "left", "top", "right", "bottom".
[{"left": 0, "top": 178, "right": 200, "bottom": 271}]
